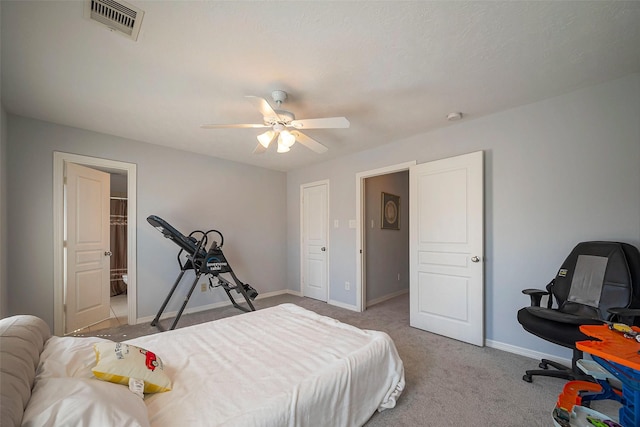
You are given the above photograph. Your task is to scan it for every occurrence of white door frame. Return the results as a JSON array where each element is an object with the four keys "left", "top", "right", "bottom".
[
  {"left": 300, "top": 179, "right": 330, "bottom": 301},
  {"left": 53, "top": 152, "right": 137, "bottom": 336},
  {"left": 355, "top": 161, "right": 415, "bottom": 312}
]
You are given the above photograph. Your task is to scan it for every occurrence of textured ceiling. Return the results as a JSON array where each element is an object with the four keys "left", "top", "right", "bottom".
[{"left": 2, "top": 1, "right": 639, "bottom": 171}]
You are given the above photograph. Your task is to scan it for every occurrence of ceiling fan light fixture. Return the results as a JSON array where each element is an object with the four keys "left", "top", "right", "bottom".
[
  {"left": 279, "top": 130, "right": 296, "bottom": 148},
  {"left": 277, "top": 141, "right": 290, "bottom": 153},
  {"left": 204, "top": 90, "right": 344, "bottom": 155},
  {"left": 257, "top": 130, "right": 276, "bottom": 148}
]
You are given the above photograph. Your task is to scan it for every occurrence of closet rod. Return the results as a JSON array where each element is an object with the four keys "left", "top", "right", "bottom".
[{"left": 110, "top": 196, "right": 128, "bottom": 200}]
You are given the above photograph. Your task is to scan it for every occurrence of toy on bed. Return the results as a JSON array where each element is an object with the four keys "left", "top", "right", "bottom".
[
  {"left": 147, "top": 215, "right": 259, "bottom": 330},
  {"left": 0, "top": 304, "right": 405, "bottom": 427}
]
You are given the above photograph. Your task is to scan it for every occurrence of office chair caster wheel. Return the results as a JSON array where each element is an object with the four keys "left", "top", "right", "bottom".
[
  {"left": 539, "top": 362, "right": 549, "bottom": 369},
  {"left": 523, "top": 374, "right": 533, "bottom": 382}
]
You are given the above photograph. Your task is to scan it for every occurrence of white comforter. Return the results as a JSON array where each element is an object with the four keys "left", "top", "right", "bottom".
[{"left": 130, "top": 303, "right": 405, "bottom": 427}]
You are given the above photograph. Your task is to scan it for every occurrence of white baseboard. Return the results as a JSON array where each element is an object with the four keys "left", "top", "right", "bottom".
[
  {"left": 485, "top": 339, "right": 572, "bottom": 367},
  {"left": 135, "top": 288, "right": 300, "bottom": 324},
  {"left": 366, "top": 289, "right": 408, "bottom": 308},
  {"left": 328, "top": 299, "right": 359, "bottom": 312},
  {"left": 285, "top": 289, "right": 302, "bottom": 297},
  {"left": 258, "top": 289, "right": 300, "bottom": 299}
]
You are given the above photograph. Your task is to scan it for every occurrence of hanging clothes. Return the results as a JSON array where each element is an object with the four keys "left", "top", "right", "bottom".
[{"left": 110, "top": 198, "right": 128, "bottom": 296}]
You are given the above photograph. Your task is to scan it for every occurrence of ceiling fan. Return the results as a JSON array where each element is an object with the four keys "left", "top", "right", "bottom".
[{"left": 201, "top": 90, "right": 349, "bottom": 154}]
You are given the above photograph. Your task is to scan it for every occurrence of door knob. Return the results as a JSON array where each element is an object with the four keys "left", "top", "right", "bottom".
[
  {"left": 321, "top": 247, "right": 326, "bottom": 252},
  {"left": 471, "top": 256, "right": 480, "bottom": 263},
  {"left": 105, "top": 251, "right": 113, "bottom": 256}
]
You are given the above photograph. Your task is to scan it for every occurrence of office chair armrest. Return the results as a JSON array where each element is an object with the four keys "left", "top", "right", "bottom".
[
  {"left": 608, "top": 307, "right": 640, "bottom": 325},
  {"left": 522, "top": 288, "right": 549, "bottom": 307}
]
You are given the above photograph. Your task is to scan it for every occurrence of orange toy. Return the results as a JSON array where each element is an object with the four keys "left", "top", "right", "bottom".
[
  {"left": 556, "top": 380, "right": 603, "bottom": 413},
  {"left": 577, "top": 324, "right": 640, "bottom": 371},
  {"left": 577, "top": 323, "right": 640, "bottom": 427}
]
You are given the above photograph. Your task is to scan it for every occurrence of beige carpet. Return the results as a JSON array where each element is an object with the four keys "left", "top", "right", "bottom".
[{"left": 77, "top": 293, "right": 621, "bottom": 426}]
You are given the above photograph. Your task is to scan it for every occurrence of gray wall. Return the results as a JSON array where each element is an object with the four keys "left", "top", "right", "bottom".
[
  {"left": 287, "top": 74, "right": 640, "bottom": 360},
  {"left": 0, "top": 106, "right": 7, "bottom": 318},
  {"left": 365, "top": 172, "right": 409, "bottom": 305},
  {"left": 0, "top": 0, "right": 5, "bottom": 319},
  {"left": 6, "top": 116, "right": 287, "bottom": 329},
  {"left": 4, "top": 74, "right": 640, "bottom": 361}
]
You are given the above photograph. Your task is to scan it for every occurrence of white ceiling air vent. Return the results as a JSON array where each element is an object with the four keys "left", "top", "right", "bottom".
[{"left": 84, "top": 0, "right": 144, "bottom": 41}]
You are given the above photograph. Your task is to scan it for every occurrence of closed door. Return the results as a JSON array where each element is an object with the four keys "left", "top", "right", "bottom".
[
  {"left": 301, "top": 182, "right": 328, "bottom": 301},
  {"left": 65, "top": 163, "right": 111, "bottom": 333},
  {"left": 409, "top": 151, "right": 484, "bottom": 346}
]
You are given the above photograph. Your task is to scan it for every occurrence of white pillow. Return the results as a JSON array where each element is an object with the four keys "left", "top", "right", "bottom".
[
  {"left": 37, "top": 336, "right": 111, "bottom": 380},
  {"left": 21, "top": 377, "right": 149, "bottom": 427},
  {"left": 92, "top": 342, "right": 172, "bottom": 393}
]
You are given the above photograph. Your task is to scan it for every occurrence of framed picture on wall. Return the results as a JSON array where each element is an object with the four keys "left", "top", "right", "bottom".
[{"left": 381, "top": 192, "right": 400, "bottom": 230}]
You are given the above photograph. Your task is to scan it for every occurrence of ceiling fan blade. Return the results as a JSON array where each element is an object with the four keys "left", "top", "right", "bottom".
[
  {"left": 291, "top": 131, "right": 328, "bottom": 154},
  {"left": 252, "top": 143, "right": 267, "bottom": 154},
  {"left": 245, "top": 96, "right": 281, "bottom": 121},
  {"left": 290, "top": 117, "right": 350, "bottom": 129},
  {"left": 200, "top": 123, "right": 269, "bottom": 129}
]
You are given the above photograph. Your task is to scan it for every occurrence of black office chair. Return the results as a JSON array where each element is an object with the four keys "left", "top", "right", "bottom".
[{"left": 517, "top": 241, "right": 640, "bottom": 383}]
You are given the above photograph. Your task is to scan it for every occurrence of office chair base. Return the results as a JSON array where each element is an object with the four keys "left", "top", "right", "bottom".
[
  {"left": 523, "top": 358, "right": 592, "bottom": 383},
  {"left": 523, "top": 369, "right": 574, "bottom": 383},
  {"left": 539, "top": 358, "right": 570, "bottom": 371}
]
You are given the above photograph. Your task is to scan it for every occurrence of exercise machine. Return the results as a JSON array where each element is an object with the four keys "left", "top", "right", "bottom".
[{"left": 147, "top": 215, "right": 258, "bottom": 330}]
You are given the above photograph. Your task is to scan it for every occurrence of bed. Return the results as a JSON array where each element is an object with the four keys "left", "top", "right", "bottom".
[{"left": 0, "top": 303, "right": 405, "bottom": 426}]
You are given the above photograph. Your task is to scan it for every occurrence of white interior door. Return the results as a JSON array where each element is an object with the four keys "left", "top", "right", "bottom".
[
  {"left": 409, "top": 151, "right": 484, "bottom": 346},
  {"left": 301, "top": 182, "right": 328, "bottom": 301},
  {"left": 65, "top": 163, "right": 111, "bottom": 333}
]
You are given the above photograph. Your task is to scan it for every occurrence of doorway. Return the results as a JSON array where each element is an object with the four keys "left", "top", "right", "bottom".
[
  {"left": 107, "top": 173, "right": 128, "bottom": 329},
  {"left": 355, "top": 153, "right": 484, "bottom": 346},
  {"left": 356, "top": 161, "right": 415, "bottom": 312},
  {"left": 363, "top": 172, "right": 410, "bottom": 308},
  {"left": 53, "top": 152, "right": 137, "bottom": 336}
]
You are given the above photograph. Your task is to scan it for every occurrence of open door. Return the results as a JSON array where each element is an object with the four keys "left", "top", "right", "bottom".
[
  {"left": 409, "top": 151, "right": 484, "bottom": 346},
  {"left": 65, "top": 163, "right": 111, "bottom": 333}
]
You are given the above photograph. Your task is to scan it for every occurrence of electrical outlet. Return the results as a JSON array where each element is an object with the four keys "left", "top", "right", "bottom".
[
  {"left": 345, "top": 281, "right": 350, "bottom": 290},
  {"left": 201, "top": 283, "right": 207, "bottom": 292}
]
